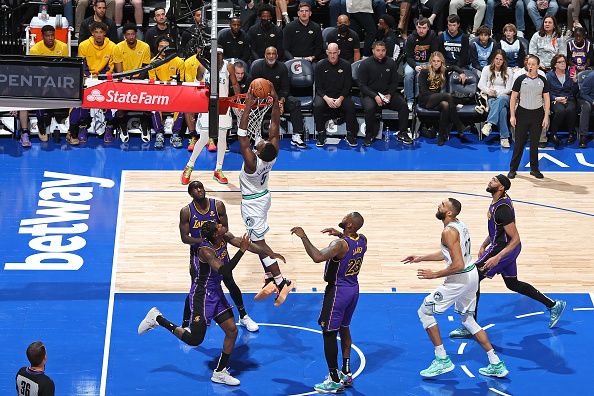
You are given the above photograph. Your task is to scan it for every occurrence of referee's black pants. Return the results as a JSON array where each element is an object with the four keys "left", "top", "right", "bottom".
[{"left": 510, "top": 106, "right": 543, "bottom": 172}]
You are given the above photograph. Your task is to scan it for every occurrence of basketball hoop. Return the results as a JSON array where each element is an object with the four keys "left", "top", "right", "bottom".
[{"left": 226, "top": 94, "right": 273, "bottom": 142}]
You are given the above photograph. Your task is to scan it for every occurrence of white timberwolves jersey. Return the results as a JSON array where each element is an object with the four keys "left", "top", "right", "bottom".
[
  {"left": 441, "top": 220, "right": 472, "bottom": 268},
  {"left": 239, "top": 156, "right": 276, "bottom": 196}
]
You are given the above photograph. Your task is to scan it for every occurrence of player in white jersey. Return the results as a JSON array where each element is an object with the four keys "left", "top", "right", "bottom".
[
  {"left": 403, "top": 198, "right": 509, "bottom": 378},
  {"left": 237, "top": 86, "right": 294, "bottom": 306},
  {"left": 182, "top": 47, "right": 240, "bottom": 185}
]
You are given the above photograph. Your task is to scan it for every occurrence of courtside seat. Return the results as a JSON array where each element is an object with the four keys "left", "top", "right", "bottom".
[
  {"left": 350, "top": 59, "right": 364, "bottom": 110},
  {"left": 285, "top": 58, "right": 315, "bottom": 110}
]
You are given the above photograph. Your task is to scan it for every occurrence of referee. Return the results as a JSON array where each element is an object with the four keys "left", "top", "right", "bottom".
[
  {"left": 509, "top": 55, "right": 550, "bottom": 179},
  {"left": 16, "top": 341, "right": 55, "bottom": 396}
]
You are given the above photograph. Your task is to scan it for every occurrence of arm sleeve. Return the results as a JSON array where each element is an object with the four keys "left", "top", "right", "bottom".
[
  {"left": 217, "top": 250, "right": 245, "bottom": 276},
  {"left": 494, "top": 205, "right": 514, "bottom": 226}
]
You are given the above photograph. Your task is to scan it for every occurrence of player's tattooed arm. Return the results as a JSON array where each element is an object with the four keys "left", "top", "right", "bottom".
[
  {"left": 179, "top": 206, "right": 203, "bottom": 246},
  {"left": 291, "top": 227, "right": 348, "bottom": 263}
]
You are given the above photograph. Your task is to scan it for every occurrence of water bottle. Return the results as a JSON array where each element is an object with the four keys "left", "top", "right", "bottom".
[
  {"left": 40, "top": 5, "right": 48, "bottom": 22},
  {"left": 383, "top": 124, "right": 390, "bottom": 142}
]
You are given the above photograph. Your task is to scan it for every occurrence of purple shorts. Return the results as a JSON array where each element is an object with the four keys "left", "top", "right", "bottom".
[
  {"left": 318, "top": 284, "right": 359, "bottom": 332},
  {"left": 476, "top": 244, "right": 522, "bottom": 278},
  {"left": 189, "top": 283, "right": 232, "bottom": 326}
]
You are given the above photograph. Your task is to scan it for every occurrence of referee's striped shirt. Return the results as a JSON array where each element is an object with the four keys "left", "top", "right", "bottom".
[{"left": 512, "top": 74, "right": 550, "bottom": 110}]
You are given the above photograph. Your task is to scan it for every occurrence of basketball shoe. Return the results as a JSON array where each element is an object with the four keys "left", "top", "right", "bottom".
[
  {"left": 420, "top": 356, "right": 455, "bottom": 377},
  {"left": 313, "top": 376, "right": 344, "bottom": 394},
  {"left": 181, "top": 166, "right": 193, "bottom": 185},
  {"left": 338, "top": 371, "right": 353, "bottom": 387},
  {"left": 213, "top": 169, "right": 228, "bottom": 184},
  {"left": 211, "top": 368, "right": 240, "bottom": 386},
  {"left": 449, "top": 327, "right": 472, "bottom": 338},
  {"left": 479, "top": 361, "right": 509, "bottom": 378},
  {"left": 138, "top": 307, "right": 161, "bottom": 335},
  {"left": 254, "top": 278, "right": 277, "bottom": 301},
  {"left": 207, "top": 138, "right": 217, "bottom": 152},
  {"left": 548, "top": 300, "right": 567, "bottom": 328},
  {"left": 187, "top": 136, "right": 197, "bottom": 151},
  {"left": 274, "top": 279, "right": 294, "bottom": 307},
  {"left": 239, "top": 315, "right": 259, "bottom": 332}
]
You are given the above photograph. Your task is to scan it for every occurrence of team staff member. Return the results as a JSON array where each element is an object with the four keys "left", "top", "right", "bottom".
[
  {"left": 282, "top": 2, "right": 324, "bottom": 62},
  {"left": 358, "top": 41, "right": 412, "bottom": 146},
  {"left": 250, "top": 46, "right": 308, "bottom": 149},
  {"left": 509, "top": 54, "right": 550, "bottom": 179},
  {"left": 16, "top": 341, "right": 55, "bottom": 396},
  {"left": 325, "top": 15, "right": 361, "bottom": 63},
  {"left": 219, "top": 17, "right": 252, "bottom": 63},
  {"left": 313, "top": 43, "right": 358, "bottom": 147},
  {"left": 247, "top": 5, "right": 284, "bottom": 61}
]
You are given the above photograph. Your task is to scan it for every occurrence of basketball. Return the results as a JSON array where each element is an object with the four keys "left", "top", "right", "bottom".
[{"left": 250, "top": 78, "right": 273, "bottom": 99}]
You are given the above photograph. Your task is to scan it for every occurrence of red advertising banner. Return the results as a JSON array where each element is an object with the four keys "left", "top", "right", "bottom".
[{"left": 82, "top": 80, "right": 225, "bottom": 113}]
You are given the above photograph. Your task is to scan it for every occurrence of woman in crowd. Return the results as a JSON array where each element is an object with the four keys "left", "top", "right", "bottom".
[
  {"left": 546, "top": 53, "right": 578, "bottom": 146},
  {"left": 529, "top": 16, "right": 568, "bottom": 72},
  {"left": 478, "top": 49, "right": 513, "bottom": 148},
  {"left": 418, "top": 51, "right": 471, "bottom": 146}
]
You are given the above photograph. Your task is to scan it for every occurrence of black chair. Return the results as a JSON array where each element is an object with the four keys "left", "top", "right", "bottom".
[
  {"left": 285, "top": 58, "right": 315, "bottom": 110},
  {"left": 350, "top": 59, "right": 364, "bottom": 110},
  {"left": 447, "top": 68, "right": 486, "bottom": 132},
  {"left": 576, "top": 69, "right": 594, "bottom": 127}
]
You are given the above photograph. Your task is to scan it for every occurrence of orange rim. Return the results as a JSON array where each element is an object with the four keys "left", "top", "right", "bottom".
[{"left": 224, "top": 94, "right": 273, "bottom": 110}]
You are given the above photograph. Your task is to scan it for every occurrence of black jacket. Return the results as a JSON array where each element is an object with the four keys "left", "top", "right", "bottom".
[
  {"left": 249, "top": 60, "right": 290, "bottom": 99},
  {"left": 314, "top": 58, "right": 352, "bottom": 98},
  {"left": 358, "top": 56, "right": 399, "bottom": 98},
  {"left": 282, "top": 19, "right": 324, "bottom": 61}
]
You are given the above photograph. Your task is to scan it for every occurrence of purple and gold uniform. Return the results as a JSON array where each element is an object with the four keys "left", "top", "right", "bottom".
[
  {"left": 189, "top": 238, "right": 233, "bottom": 326},
  {"left": 318, "top": 234, "right": 367, "bottom": 332},
  {"left": 476, "top": 194, "right": 521, "bottom": 278},
  {"left": 568, "top": 39, "right": 591, "bottom": 72}
]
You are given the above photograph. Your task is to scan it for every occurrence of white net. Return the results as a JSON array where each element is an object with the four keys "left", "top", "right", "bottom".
[{"left": 228, "top": 94, "right": 273, "bottom": 142}]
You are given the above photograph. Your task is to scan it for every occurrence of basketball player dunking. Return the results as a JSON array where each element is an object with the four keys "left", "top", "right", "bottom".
[
  {"left": 403, "top": 198, "right": 508, "bottom": 378},
  {"left": 449, "top": 175, "right": 567, "bottom": 338},
  {"left": 291, "top": 212, "right": 366, "bottom": 393},
  {"left": 238, "top": 87, "right": 294, "bottom": 306}
]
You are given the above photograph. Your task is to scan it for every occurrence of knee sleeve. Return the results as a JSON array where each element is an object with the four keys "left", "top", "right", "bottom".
[
  {"left": 461, "top": 313, "right": 482, "bottom": 335},
  {"left": 182, "top": 321, "right": 207, "bottom": 346},
  {"left": 418, "top": 305, "right": 437, "bottom": 330}
]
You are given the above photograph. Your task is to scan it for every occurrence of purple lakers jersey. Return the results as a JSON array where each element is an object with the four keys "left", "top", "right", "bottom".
[
  {"left": 188, "top": 198, "right": 221, "bottom": 239},
  {"left": 324, "top": 234, "right": 367, "bottom": 286},
  {"left": 487, "top": 194, "right": 517, "bottom": 254},
  {"left": 568, "top": 39, "right": 591, "bottom": 71},
  {"left": 191, "top": 239, "right": 229, "bottom": 288}
]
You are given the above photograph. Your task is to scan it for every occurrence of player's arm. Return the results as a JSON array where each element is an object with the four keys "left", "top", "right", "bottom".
[
  {"left": 291, "top": 227, "right": 348, "bottom": 263},
  {"left": 215, "top": 200, "right": 229, "bottom": 229},
  {"left": 179, "top": 206, "right": 203, "bottom": 246},
  {"left": 201, "top": 235, "right": 251, "bottom": 276},
  {"left": 228, "top": 62, "right": 240, "bottom": 95},
  {"left": 224, "top": 231, "right": 286, "bottom": 262},
  {"left": 418, "top": 228, "right": 465, "bottom": 279},
  {"left": 402, "top": 251, "right": 445, "bottom": 263},
  {"left": 238, "top": 91, "right": 258, "bottom": 172}
]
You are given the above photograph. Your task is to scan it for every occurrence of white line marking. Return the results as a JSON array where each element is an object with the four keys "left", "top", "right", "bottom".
[
  {"left": 573, "top": 308, "right": 594, "bottom": 311},
  {"left": 99, "top": 171, "right": 126, "bottom": 396},
  {"left": 458, "top": 342, "right": 467, "bottom": 355},
  {"left": 515, "top": 311, "right": 544, "bottom": 319},
  {"left": 483, "top": 323, "right": 495, "bottom": 331},
  {"left": 448, "top": 315, "right": 454, "bottom": 321},
  {"left": 461, "top": 365, "right": 475, "bottom": 378},
  {"left": 590, "top": 292, "right": 594, "bottom": 307},
  {"left": 489, "top": 387, "right": 512, "bottom": 396},
  {"left": 250, "top": 323, "right": 365, "bottom": 396}
]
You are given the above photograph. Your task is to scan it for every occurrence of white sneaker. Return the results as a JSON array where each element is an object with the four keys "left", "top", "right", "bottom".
[
  {"left": 481, "top": 123, "right": 492, "bottom": 136},
  {"left": 138, "top": 307, "right": 161, "bottom": 335},
  {"left": 291, "top": 134, "right": 306, "bottom": 148},
  {"left": 501, "top": 138, "right": 510, "bottom": 148},
  {"left": 407, "top": 101, "right": 413, "bottom": 111},
  {"left": 239, "top": 315, "right": 259, "bottom": 332},
  {"left": 140, "top": 127, "right": 151, "bottom": 142},
  {"left": 211, "top": 368, "right": 240, "bottom": 386},
  {"left": 456, "top": 104, "right": 464, "bottom": 110}
]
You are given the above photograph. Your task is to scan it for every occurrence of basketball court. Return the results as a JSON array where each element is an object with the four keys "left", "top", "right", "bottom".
[{"left": 1, "top": 136, "right": 593, "bottom": 395}]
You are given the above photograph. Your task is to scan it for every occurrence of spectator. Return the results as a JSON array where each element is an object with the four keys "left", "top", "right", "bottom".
[
  {"left": 512, "top": 52, "right": 547, "bottom": 80},
  {"left": 375, "top": 14, "right": 401, "bottom": 60},
  {"left": 113, "top": 23, "right": 152, "bottom": 143},
  {"left": 329, "top": 0, "right": 347, "bottom": 27},
  {"left": 562, "top": 0, "right": 587, "bottom": 30},
  {"left": 71, "top": 22, "right": 116, "bottom": 145},
  {"left": 470, "top": 25, "right": 500, "bottom": 72},
  {"left": 148, "top": 37, "right": 186, "bottom": 149},
  {"left": 477, "top": 49, "right": 513, "bottom": 147},
  {"left": 234, "top": 61, "right": 252, "bottom": 93},
  {"left": 417, "top": 51, "right": 470, "bottom": 146},
  {"left": 566, "top": 27, "right": 591, "bottom": 72},
  {"left": 61, "top": 0, "right": 74, "bottom": 28},
  {"left": 526, "top": 0, "right": 559, "bottom": 31},
  {"left": 313, "top": 43, "right": 359, "bottom": 147},
  {"left": 508, "top": 54, "right": 550, "bottom": 179},
  {"left": 529, "top": 16, "right": 568, "bottom": 73},
  {"left": 274, "top": 0, "right": 293, "bottom": 26},
  {"left": 219, "top": 17, "right": 252, "bottom": 63},
  {"left": 546, "top": 53, "right": 578, "bottom": 146},
  {"left": 438, "top": 14, "right": 470, "bottom": 68},
  {"left": 16, "top": 341, "right": 54, "bottom": 396},
  {"left": 358, "top": 41, "right": 412, "bottom": 146},
  {"left": 396, "top": 0, "right": 413, "bottom": 39},
  {"left": 250, "top": 46, "right": 308, "bottom": 148},
  {"left": 238, "top": 0, "right": 265, "bottom": 32},
  {"left": 283, "top": 2, "right": 324, "bottom": 61},
  {"left": 448, "top": 0, "right": 486, "bottom": 36},
  {"left": 404, "top": 17, "right": 439, "bottom": 109},
  {"left": 325, "top": 14, "right": 361, "bottom": 63},
  {"left": 577, "top": 70, "right": 594, "bottom": 147},
  {"left": 499, "top": 23, "right": 526, "bottom": 71},
  {"left": 78, "top": 0, "right": 118, "bottom": 43},
  {"left": 423, "top": 0, "right": 449, "bottom": 31},
  {"left": 145, "top": 7, "right": 179, "bottom": 55},
  {"left": 346, "top": 0, "right": 376, "bottom": 56},
  {"left": 75, "top": 0, "right": 115, "bottom": 37},
  {"left": 114, "top": 0, "right": 142, "bottom": 35},
  {"left": 485, "top": 0, "right": 526, "bottom": 37},
  {"left": 180, "top": 8, "right": 210, "bottom": 59},
  {"left": 247, "top": 4, "right": 284, "bottom": 60}
]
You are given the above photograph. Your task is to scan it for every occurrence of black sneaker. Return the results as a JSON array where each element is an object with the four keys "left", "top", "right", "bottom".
[
  {"left": 437, "top": 134, "right": 446, "bottom": 146},
  {"left": 530, "top": 170, "right": 544, "bottom": 179},
  {"left": 315, "top": 133, "right": 326, "bottom": 147},
  {"left": 346, "top": 135, "right": 358, "bottom": 147},
  {"left": 363, "top": 137, "right": 373, "bottom": 147},
  {"left": 507, "top": 170, "right": 517, "bottom": 179},
  {"left": 397, "top": 131, "right": 413, "bottom": 145},
  {"left": 579, "top": 135, "right": 587, "bottom": 148},
  {"left": 291, "top": 134, "right": 307, "bottom": 149},
  {"left": 52, "top": 129, "right": 61, "bottom": 143}
]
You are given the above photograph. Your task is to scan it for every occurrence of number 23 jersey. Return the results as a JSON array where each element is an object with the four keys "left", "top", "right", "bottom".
[{"left": 325, "top": 234, "right": 367, "bottom": 286}]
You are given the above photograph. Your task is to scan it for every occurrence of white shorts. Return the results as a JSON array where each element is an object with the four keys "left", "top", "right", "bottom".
[
  {"left": 198, "top": 108, "right": 232, "bottom": 130},
  {"left": 423, "top": 266, "right": 478, "bottom": 315},
  {"left": 241, "top": 192, "right": 271, "bottom": 241}
]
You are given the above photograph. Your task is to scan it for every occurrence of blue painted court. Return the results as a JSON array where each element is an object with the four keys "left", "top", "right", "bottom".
[{"left": 1, "top": 134, "right": 593, "bottom": 395}]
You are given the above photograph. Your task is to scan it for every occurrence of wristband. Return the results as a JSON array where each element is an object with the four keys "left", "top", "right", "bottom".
[{"left": 237, "top": 127, "right": 248, "bottom": 137}]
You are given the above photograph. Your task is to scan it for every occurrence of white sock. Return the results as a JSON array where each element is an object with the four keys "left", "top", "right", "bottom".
[
  {"left": 273, "top": 274, "right": 283, "bottom": 286},
  {"left": 435, "top": 344, "right": 447, "bottom": 359},
  {"left": 215, "top": 128, "right": 227, "bottom": 170},
  {"left": 487, "top": 349, "right": 500, "bottom": 364},
  {"left": 187, "top": 129, "right": 209, "bottom": 167}
]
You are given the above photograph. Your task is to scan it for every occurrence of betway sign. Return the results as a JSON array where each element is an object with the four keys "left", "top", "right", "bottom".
[{"left": 82, "top": 80, "right": 213, "bottom": 113}]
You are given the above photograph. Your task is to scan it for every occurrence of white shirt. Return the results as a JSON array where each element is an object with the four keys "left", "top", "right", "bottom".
[{"left": 478, "top": 66, "right": 513, "bottom": 96}]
